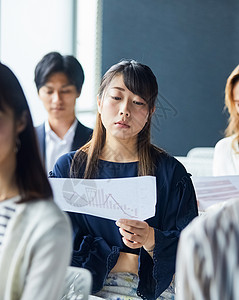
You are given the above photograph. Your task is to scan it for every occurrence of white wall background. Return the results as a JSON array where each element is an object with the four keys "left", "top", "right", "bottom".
[
  {"left": 0, "top": 0, "right": 100, "bottom": 128},
  {"left": 76, "top": 0, "right": 101, "bottom": 128}
]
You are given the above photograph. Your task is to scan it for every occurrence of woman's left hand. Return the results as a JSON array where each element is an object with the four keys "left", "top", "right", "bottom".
[{"left": 116, "top": 219, "right": 155, "bottom": 251}]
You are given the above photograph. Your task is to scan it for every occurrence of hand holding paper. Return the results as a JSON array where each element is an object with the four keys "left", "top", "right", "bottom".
[{"left": 116, "top": 219, "right": 155, "bottom": 251}]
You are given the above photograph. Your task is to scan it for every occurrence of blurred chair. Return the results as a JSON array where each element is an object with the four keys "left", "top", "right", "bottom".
[
  {"left": 187, "top": 147, "right": 215, "bottom": 159},
  {"left": 175, "top": 147, "right": 215, "bottom": 177},
  {"left": 61, "top": 266, "right": 92, "bottom": 300}
]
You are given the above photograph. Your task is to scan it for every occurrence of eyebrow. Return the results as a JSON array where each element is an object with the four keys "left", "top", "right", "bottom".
[{"left": 111, "top": 87, "right": 125, "bottom": 91}]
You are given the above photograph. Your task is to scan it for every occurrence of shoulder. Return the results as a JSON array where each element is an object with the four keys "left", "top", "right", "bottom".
[
  {"left": 18, "top": 199, "right": 71, "bottom": 236},
  {"left": 154, "top": 149, "right": 187, "bottom": 175},
  {"left": 153, "top": 150, "right": 191, "bottom": 189},
  {"left": 215, "top": 136, "right": 234, "bottom": 151},
  {"left": 181, "top": 198, "right": 239, "bottom": 243},
  {"left": 51, "top": 151, "right": 76, "bottom": 178},
  {"left": 27, "top": 199, "right": 69, "bottom": 222},
  {"left": 76, "top": 120, "right": 93, "bottom": 134},
  {"left": 35, "top": 123, "right": 45, "bottom": 132},
  {"left": 35, "top": 123, "right": 45, "bottom": 137}
]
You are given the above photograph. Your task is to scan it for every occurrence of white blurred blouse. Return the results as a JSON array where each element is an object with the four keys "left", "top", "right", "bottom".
[{"left": 213, "top": 135, "right": 239, "bottom": 176}]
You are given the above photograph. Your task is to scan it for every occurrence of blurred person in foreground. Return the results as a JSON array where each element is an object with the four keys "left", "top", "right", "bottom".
[
  {"left": 0, "top": 62, "right": 72, "bottom": 300},
  {"left": 176, "top": 198, "right": 239, "bottom": 300}
]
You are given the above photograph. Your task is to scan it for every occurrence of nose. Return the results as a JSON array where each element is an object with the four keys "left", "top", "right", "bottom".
[
  {"left": 119, "top": 100, "right": 130, "bottom": 118},
  {"left": 52, "top": 91, "right": 61, "bottom": 104}
]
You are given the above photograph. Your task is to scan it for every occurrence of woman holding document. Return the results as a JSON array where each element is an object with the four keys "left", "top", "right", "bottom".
[{"left": 51, "top": 59, "right": 198, "bottom": 299}]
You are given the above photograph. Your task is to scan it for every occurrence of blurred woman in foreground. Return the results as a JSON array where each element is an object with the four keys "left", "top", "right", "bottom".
[{"left": 0, "top": 63, "right": 72, "bottom": 300}]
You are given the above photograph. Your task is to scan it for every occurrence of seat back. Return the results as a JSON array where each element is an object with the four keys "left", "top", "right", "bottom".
[
  {"left": 186, "top": 147, "right": 215, "bottom": 159},
  {"left": 175, "top": 147, "right": 215, "bottom": 177}
]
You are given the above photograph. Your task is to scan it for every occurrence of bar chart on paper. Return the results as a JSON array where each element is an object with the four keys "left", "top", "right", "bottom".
[
  {"left": 192, "top": 175, "right": 239, "bottom": 211},
  {"left": 50, "top": 176, "right": 156, "bottom": 221}
]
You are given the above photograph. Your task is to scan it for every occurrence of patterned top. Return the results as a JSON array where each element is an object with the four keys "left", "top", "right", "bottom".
[
  {"left": 0, "top": 197, "right": 18, "bottom": 255},
  {"left": 176, "top": 198, "right": 239, "bottom": 300}
]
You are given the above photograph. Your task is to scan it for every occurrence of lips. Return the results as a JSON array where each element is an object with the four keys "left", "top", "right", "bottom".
[
  {"left": 115, "top": 121, "right": 130, "bottom": 128},
  {"left": 51, "top": 107, "right": 64, "bottom": 111}
]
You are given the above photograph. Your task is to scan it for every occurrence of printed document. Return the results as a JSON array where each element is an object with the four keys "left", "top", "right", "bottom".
[
  {"left": 192, "top": 175, "right": 239, "bottom": 211},
  {"left": 49, "top": 176, "right": 156, "bottom": 221}
]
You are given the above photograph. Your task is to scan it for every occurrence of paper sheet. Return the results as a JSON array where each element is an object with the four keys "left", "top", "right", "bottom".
[
  {"left": 49, "top": 176, "right": 156, "bottom": 221},
  {"left": 192, "top": 175, "right": 239, "bottom": 211}
]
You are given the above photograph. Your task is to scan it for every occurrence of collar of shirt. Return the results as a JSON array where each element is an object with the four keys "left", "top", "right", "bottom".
[
  {"left": 45, "top": 119, "right": 78, "bottom": 143},
  {"left": 44, "top": 119, "right": 78, "bottom": 173}
]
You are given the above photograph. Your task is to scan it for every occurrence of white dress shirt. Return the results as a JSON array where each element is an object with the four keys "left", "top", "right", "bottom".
[{"left": 45, "top": 119, "right": 78, "bottom": 173}]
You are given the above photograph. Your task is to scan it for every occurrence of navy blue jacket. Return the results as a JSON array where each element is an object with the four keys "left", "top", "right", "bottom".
[
  {"left": 35, "top": 120, "right": 92, "bottom": 165},
  {"left": 51, "top": 151, "right": 198, "bottom": 299}
]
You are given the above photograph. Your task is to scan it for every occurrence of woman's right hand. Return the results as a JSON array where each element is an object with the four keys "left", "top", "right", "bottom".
[{"left": 115, "top": 219, "right": 155, "bottom": 253}]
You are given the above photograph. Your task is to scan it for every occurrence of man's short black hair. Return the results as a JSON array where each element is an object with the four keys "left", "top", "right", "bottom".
[{"left": 34, "top": 52, "right": 84, "bottom": 93}]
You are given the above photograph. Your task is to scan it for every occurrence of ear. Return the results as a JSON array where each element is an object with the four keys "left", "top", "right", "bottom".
[
  {"left": 146, "top": 106, "right": 156, "bottom": 120},
  {"left": 16, "top": 111, "right": 27, "bottom": 134},
  {"left": 97, "top": 95, "right": 102, "bottom": 114},
  {"left": 76, "top": 88, "right": 81, "bottom": 99}
]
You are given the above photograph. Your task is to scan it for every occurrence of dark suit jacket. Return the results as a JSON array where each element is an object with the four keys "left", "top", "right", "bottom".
[{"left": 35, "top": 120, "right": 93, "bottom": 165}]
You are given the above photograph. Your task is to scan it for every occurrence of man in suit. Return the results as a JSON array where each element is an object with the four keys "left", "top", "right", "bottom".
[{"left": 34, "top": 52, "right": 93, "bottom": 173}]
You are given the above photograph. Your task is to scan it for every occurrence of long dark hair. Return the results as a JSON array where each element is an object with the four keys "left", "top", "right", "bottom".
[
  {"left": 71, "top": 59, "right": 164, "bottom": 178},
  {"left": 0, "top": 63, "right": 52, "bottom": 202}
]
